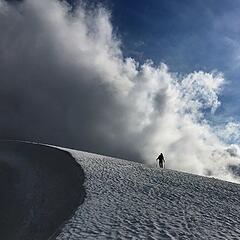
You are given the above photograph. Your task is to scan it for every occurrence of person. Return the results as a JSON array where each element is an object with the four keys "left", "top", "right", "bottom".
[{"left": 156, "top": 153, "right": 165, "bottom": 168}]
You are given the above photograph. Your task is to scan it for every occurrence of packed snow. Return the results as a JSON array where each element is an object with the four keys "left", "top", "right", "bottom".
[{"left": 56, "top": 149, "right": 240, "bottom": 240}]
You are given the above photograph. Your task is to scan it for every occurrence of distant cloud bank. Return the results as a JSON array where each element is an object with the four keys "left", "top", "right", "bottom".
[{"left": 1, "top": 0, "right": 240, "bottom": 182}]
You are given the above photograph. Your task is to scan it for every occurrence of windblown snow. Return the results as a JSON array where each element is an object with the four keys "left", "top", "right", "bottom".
[{"left": 56, "top": 148, "right": 240, "bottom": 240}]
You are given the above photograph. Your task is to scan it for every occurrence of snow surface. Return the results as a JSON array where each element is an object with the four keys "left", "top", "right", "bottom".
[
  {"left": 56, "top": 149, "right": 240, "bottom": 240},
  {"left": 0, "top": 141, "right": 84, "bottom": 240},
  {"left": 1, "top": 141, "right": 239, "bottom": 239}
]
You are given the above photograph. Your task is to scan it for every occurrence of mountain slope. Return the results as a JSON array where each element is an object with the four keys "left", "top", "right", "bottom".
[
  {"left": 57, "top": 149, "right": 240, "bottom": 240},
  {"left": 0, "top": 141, "right": 85, "bottom": 240},
  {"left": 1, "top": 141, "right": 240, "bottom": 239}
]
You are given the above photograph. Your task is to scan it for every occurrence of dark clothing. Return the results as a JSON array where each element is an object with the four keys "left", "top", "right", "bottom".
[{"left": 156, "top": 153, "right": 165, "bottom": 168}]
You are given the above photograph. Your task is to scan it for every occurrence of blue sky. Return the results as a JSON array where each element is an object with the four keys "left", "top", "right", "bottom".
[{"left": 78, "top": 0, "right": 240, "bottom": 124}]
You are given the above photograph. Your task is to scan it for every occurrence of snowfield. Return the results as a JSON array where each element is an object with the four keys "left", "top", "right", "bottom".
[
  {"left": 0, "top": 141, "right": 240, "bottom": 239},
  {"left": 0, "top": 141, "right": 84, "bottom": 240},
  {"left": 56, "top": 149, "right": 240, "bottom": 240}
]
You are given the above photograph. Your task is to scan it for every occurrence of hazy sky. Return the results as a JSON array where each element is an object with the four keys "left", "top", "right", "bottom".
[{"left": 2, "top": 0, "right": 240, "bottom": 182}]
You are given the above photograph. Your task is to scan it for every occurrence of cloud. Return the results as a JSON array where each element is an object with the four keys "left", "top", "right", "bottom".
[{"left": 1, "top": 0, "right": 240, "bottom": 182}]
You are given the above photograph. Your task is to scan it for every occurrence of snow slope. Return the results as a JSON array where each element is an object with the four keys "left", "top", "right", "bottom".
[
  {"left": 56, "top": 149, "right": 240, "bottom": 240},
  {"left": 1, "top": 141, "right": 240, "bottom": 239},
  {"left": 0, "top": 141, "right": 85, "bottom": 240}
]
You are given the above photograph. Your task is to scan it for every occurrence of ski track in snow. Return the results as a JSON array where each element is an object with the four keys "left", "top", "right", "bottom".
[{"left": 56, "top": 150, "right": 240, "bottom": 240}]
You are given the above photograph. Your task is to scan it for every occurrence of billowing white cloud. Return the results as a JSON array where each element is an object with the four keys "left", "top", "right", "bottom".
[
  {"left": 1, "top": 0, "right": 240, "bottom": 182},
  {"left": 215, "top": 122, "right": 240, "bottom": 144}
]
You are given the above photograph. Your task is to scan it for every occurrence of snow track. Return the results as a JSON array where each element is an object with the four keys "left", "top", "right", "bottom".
[{"left": 57, "top": 150, "right": 240, "bottom": 240}]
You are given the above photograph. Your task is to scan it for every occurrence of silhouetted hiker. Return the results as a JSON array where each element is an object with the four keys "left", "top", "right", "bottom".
[{"left": 156, "top": 153, "right": 165, "bottom": 168}]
